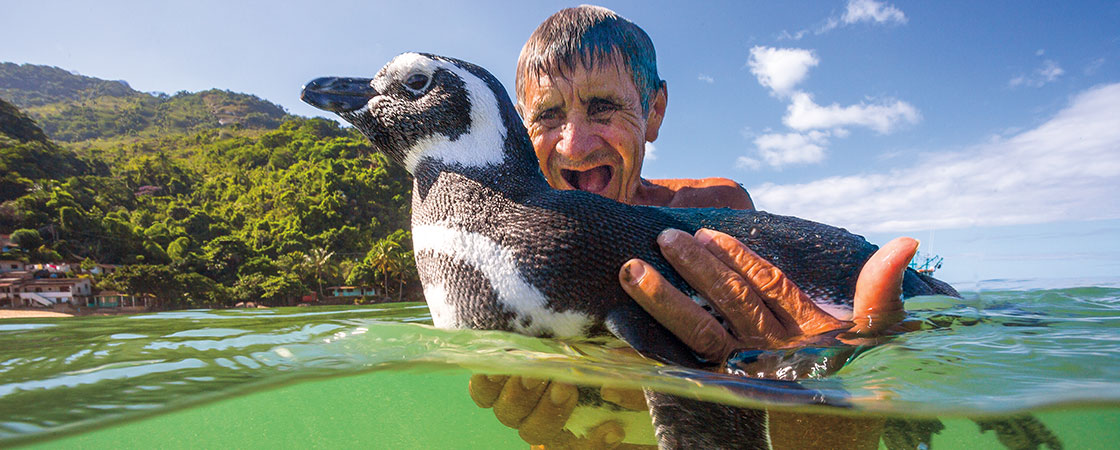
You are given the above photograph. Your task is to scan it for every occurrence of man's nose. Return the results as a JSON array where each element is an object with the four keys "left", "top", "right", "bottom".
[{"left": 556, "top": 119, "right": 597, "bottom": 161}]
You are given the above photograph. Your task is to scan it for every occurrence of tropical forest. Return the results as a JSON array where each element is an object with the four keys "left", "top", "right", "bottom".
[{"left": 0, "top": 62, "right": 419, "bottom": 308}]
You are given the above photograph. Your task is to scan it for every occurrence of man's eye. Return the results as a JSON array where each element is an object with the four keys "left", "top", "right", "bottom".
[
  {"left": 404, "top": 73, "right": 430, "bottom": 92},
  {"left": 588, "top": 100, "right": 618, "bottom": 119},
  {"left": 535, "top": 109, "right": 563, "bottom": 129}
]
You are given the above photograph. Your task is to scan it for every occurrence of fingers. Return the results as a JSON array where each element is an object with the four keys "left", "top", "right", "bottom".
[
  {"left": 655, "top": 229, "right": 786, "bottom": 346},
  {"left": 468, "top": 374, "right": 508, "bottom": 408},
  {"left": 620, "top": 257, "right": 737, "bottom": 361},
  {"left": 517, "top": 382, "right": 579, "bottom": 445},
  {"left": 471, "top": 376, "right": 585, "bottom": 446},
  {"left": 694, "top": 228, "right": 845, "bottom": 336},
  {"left": 849, "top": 237, "right": 917, "bottom": 335},
  {"left": 493, "top": 376, "right": 549, "bottom": 428},
  {"left": 601, "top": 386, "right": 648, "bottom": 411},
  {"left": 583, "top": 420, "right": 626, "bottom": 449},
  {"left": 536, "top": 421, "right": 628, "bottom": 450}
]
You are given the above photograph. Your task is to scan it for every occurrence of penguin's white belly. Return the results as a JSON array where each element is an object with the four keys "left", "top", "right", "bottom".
[{"left": 412, "top": 223, "right": 592, "bottom": 337}]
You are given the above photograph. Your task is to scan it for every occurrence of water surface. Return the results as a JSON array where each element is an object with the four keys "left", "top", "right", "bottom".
[{"left": 2, "top": 284, "right": 1119, "bottom": 448}]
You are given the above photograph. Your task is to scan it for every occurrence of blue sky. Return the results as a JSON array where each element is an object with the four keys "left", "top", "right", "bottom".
[{"left": 3, "top": 0, "right": 1119, "bottom": 286}]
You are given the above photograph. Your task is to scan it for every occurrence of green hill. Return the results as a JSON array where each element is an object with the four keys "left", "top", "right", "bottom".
[
  {"left": 1, "top": 97, "right": 49, "bottom": 144},
  {"left": 0, "top": 63, "right": 139, "bottom": 107},
  {"left": 1, "top": 98, "right": 103, "bottom": 201},
  {"left": 0, "top": 63, "right": 417, "bottom": 308},
  {"left": 1, "top": 63, "right": 294, "bottom": 142}
]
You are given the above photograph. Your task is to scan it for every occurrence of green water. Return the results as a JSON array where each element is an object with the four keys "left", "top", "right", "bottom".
[{"left": 2, "top": 283, "right": 1120, "bottom": 448}]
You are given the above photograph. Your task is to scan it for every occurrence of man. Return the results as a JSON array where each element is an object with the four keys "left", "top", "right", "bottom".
[{"left": 469, "top": 6, "right": 915, "bottom": 448}]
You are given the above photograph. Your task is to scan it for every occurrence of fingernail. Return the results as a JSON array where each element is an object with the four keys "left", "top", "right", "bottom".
[
  {"left": 658, "top": 228, "right": 684, "bottom": 245},
  {"left": 550, "top": 385, "right": 571, "bottom": 405},
  {"left": 623, "top": 261, "right": 646, "bottom": 285},
  {"left": 695, "top": 228, "right": 714, "bottom": 246},
  {"left": 604, "top": 430, "right": 622, "bottom": 445},
  {"left": 521, "top": 377, "right": 543, "bottom": 390},
  {"left": 486, "top": 375, "right": 504, "bottom": 384}
]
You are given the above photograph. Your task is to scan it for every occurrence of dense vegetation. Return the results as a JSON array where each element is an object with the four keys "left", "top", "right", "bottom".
[
  {"left": 1, "top": 63, "right": 293, "bottom": 142},
  {"left": 1, "top": 63, "right": 419, "bottom": 308}
]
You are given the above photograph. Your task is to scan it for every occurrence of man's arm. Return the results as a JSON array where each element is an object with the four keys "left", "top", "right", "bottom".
[{"left": 632, "top": 177, "right": 754, "bottom": 210}]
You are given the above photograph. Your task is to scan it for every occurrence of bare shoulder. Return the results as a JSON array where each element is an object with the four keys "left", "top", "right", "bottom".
[{"left": 640, "top": 177, "right": 754, "bottom": 210}]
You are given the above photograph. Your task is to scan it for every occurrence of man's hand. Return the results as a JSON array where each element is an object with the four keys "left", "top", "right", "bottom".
[
  {"left": 619, "top": 228, "right": 918, "bottom": 362},
  {"left": 468, "top": 375, "right": 649, "bottom": 448},
  {"left": 468, "top": 228, "right": 916, "bottom": 447}
]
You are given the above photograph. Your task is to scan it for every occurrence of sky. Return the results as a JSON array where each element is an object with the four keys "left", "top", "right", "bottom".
[{"left": 2, "top": 0, "right": 1119, "bottom": 286}]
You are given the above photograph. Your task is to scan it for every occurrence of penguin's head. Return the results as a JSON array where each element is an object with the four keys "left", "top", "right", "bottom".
[{"left": 302, "top": 53, "right": 531, "bottom": 175}]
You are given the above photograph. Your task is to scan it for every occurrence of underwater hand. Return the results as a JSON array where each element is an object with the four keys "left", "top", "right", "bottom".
[
  {"left": 619, "top": 228, "right": 918, "bottom": 362},
  {"left": 468, "top": 375, "right": 650, "bottom": 448}
]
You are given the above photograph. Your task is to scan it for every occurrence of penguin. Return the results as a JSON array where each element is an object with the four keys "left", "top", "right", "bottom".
[{"left": 301, "top": 52, "right": 959, "bottom": 449}]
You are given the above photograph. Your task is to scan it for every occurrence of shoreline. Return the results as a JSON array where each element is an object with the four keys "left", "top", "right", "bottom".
[
  {"left": 0, "top": 309, "right": 75, "bottom": 318},
  {"left": 0, "top": 301, "right": 419, "bottom": 319},
  {"left": 0, "top": 306, "right": 149, "bottom": 319}
]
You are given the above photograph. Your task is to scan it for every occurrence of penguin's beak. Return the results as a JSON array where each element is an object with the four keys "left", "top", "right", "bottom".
[{"left": 301, "top": 77, "right": 376, "bottom": 113}]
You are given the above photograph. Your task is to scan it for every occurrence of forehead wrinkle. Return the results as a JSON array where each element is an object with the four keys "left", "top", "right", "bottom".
[
  {"left": 519, "top": 52, "right": 630, "bottom": 104},
  {"left": 525, "top": 75, "right": 567, "bottom": 116}
]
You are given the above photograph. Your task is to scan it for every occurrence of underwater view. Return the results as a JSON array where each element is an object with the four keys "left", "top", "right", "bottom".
[{"left": 2, "top": 280, "right": 1119, "bottom": 449}]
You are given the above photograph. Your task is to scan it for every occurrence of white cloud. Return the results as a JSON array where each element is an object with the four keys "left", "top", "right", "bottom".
[
  {"left": 841, "top": 0, "right": 908, "bottom": 25},
  {"left": 751, "top": 131, "right": 831, "bottom": 169},
  {"left": 698, "top": 74, "right": 715, "bottom": 84},
  {"left": 748, "top": 47, "right": 818, "bottom": 97},
  {"left": 1010, "top": 60, "right": 1064, "bottom": 88},
  {"left": 644, "top": 142, "right": 657, "bottom": 161},
  {"left": 784, "top": 92, "right": 920, "bottom": 133},
  {"left": 1039, "top": 60, "right": 1064, "bottom": 81},
  {"left": 750, "top": 83, "right": 1120, "bottom": 233},
  {"left": 789, "top": 0, "right": 908, "bottom": 39}
]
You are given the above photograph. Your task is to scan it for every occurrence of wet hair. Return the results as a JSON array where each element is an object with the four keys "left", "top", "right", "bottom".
[{"left": 516, "top": 5, "right": 664, "bottom": 114}]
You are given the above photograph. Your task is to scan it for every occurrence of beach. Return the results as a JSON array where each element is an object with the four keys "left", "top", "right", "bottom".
[{"left": 0, "top": 309, "right": 74, "bottom": 318}]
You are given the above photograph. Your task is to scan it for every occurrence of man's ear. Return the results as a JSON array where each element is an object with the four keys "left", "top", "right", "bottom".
[{"left": 645, "top": 82, "right": 668, "bottom": 142}]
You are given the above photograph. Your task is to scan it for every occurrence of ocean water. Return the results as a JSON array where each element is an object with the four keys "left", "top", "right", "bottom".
[{"left": 2, "top": 282, "right": 1119, "bottom": 449}]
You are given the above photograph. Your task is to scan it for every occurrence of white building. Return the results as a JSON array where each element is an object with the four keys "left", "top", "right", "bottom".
[
  {"left": 0, "top": 275, "right": 92, "bottom": 307},
  {"left": 0, "top": 260, "right": 23, "bottom": 273}
]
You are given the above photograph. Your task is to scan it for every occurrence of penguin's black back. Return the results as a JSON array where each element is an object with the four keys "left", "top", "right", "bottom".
[{"left": 410, "top": 168, "right": 955, "bottom": 364}]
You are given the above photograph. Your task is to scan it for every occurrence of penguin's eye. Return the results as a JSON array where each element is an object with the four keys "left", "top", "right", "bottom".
[{"left": 403, "top": 73, "right": 430, "bottom": 93}]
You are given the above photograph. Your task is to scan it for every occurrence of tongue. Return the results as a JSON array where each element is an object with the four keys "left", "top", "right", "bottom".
[{"left": 574, "top": 166, "right": 611, "bottom": 192}]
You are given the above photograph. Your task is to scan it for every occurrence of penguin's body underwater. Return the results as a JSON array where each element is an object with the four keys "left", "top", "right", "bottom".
[{"left": 301, "top": 53, "right": 958, "bottom": 448}]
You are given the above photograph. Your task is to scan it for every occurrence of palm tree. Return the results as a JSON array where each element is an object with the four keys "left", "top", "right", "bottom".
[
  {"left": 365, "top": 238, "right": 400, "bottom": 299},
  {"left": 304, "top": 247, "right": 334, "bottom": 299},
  {"left": 391, "top": 250, "right": 415, "bottom": 301}
]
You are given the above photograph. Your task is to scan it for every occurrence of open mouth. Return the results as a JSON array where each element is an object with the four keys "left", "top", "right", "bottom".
[{"left": 561, "top": 165, "right": 614, "bottom": 194}]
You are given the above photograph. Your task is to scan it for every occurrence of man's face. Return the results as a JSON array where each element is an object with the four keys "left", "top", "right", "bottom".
[{"left": 520, "top": 60, "right": 662, "bottom": 203}]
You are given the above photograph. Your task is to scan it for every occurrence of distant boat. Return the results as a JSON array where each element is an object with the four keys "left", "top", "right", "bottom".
[{"left": 909, "top": 251, "right": 943, "bottom": 275}]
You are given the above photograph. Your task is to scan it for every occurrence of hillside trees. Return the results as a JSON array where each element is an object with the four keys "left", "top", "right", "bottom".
[
  {"left": 9, "top": 228, "right": 41, "bottom": 249},
  {"left": 2, "top": 94, "right": 417, "bottom": 307},
  {"left": 3, "top": 63, "right": 295, "bottom": 141}
]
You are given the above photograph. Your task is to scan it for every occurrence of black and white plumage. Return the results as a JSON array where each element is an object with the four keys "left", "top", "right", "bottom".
[{"left": 301, "top": 53, "right": 958, "bottom": 449}]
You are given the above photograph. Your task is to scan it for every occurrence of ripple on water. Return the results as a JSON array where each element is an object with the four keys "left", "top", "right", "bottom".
[{"left": 0, "top": 288, "right": 1117, "bottom": 446}]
